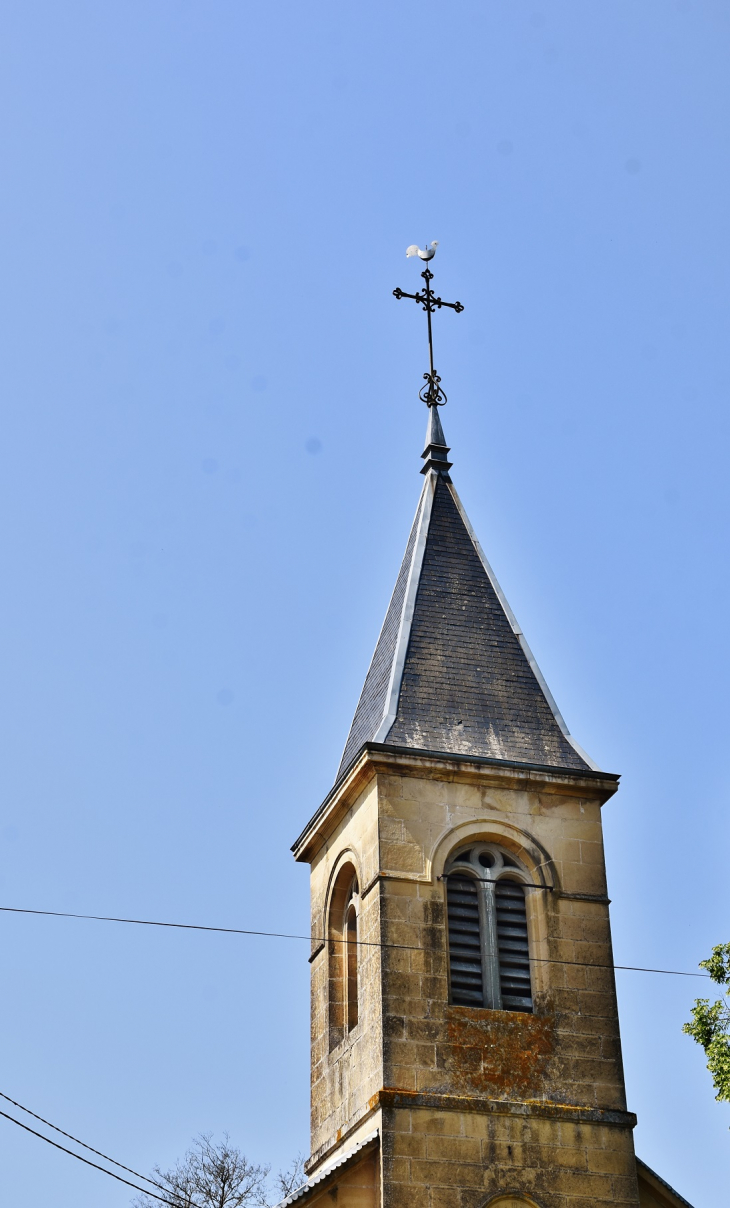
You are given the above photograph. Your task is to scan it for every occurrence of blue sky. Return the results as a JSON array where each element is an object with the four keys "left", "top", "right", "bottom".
[{"left": 0, "top": 2, "right": 728, "bottom": 1205}]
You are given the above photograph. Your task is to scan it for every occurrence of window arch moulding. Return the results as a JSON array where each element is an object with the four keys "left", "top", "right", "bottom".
[
  {"left": 327, "top": 858, "right": 361, "bottom": 1051},
  {"left": 321, "top": 847, "right": 363, "bottom": 942},
  {"left": 430, "top": 817, "right": 558, "bottom": 891},
  {"left": 483, "top": 1195, "right": 542, "bottom": 1208}
]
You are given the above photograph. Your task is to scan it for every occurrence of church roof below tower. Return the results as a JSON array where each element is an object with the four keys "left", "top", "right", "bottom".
[{"left": 337, "top": 417, "right": 595, "bottom": 781}]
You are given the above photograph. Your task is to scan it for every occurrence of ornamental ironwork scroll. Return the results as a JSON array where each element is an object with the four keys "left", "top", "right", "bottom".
[{"left": 393, "top": 265, "right": 464, "bottom": 409}]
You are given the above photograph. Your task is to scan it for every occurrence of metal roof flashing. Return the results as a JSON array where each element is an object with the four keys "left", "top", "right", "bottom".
[{"left": 271, "top": 1131, "right": 380, "bottom": 1208}]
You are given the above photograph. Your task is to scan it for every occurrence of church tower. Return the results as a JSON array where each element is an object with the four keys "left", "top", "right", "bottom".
[{"left": 283, "top": 261, "right": 691, "bottom": 1208}]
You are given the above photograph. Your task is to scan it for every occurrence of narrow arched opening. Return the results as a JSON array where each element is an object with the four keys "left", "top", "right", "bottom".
[
  {"left": 346, "top": 901, "right": 358, "bottom": 1031},
  {"left": 328, "top": 862, "right": 359, "bottom": 1049}
]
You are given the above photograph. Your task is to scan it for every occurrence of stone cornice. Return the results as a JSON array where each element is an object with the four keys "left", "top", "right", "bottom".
[
  {"left": 376, "top": 1087, "right": 636, "bottom": 1129},
  {"left": 292, "top": 743, "right": 620, "bottom": 862}
]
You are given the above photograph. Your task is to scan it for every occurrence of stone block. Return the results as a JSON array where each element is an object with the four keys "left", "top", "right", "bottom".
[
  {"left": 387, "top": 1184, "right": 430, "bottom": 1208},
  {"left": 383, "top": 921, "right": 423, "bottom": 948},
  {"left": 409, "top": 1159, "right": 486, "bottom": 1189},
  {"left": 390, "top": 1065, "right": 417, "bottom": 1090},
  {"left": 425, "top": 1135, "right": 482, "bottom": 1163},
  {"left": 382, "top": 1157, "right": 410, "bottom": 1183},
  {"left": 410, "top": 1111, "right": 465, "bottom": 1136},
  {"left": 587, "top": 1146, "right": 635, "bottom": 1175},
  {"left": 392, "top": 1132, "right": 427, "bottom": 1159},
  {"left": 429, "top": 1186, "right": 462, "bottom": 1208},
  {"left": 549, "top": 1145, "right": 588, "bottom": 1170},
  {"left": 380, "top": 842, "right": 424, "bottom": 875}
]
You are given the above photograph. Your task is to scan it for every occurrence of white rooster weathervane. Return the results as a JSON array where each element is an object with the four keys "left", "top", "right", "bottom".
[
  {"left": 406, "top": 241, "right": 439, "bottom": 261},
  {"left": 394, "top": 241, "right": 464, "bottom": 408}
]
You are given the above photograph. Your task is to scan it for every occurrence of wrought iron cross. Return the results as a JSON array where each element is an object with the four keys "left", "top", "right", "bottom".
[{"left": 393, "top": 265, "right": 464, "bottom": 408}]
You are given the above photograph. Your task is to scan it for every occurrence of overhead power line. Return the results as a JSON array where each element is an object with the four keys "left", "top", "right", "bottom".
[
  {"left": 0, "top": 904, "right": 710, "bottom": 978},
  {"left": 0, "top": 1109, "right": 175, "bottom": 1205},
  {"left": 0, "top": 1090, "right": 167, "bottom": 1192}
]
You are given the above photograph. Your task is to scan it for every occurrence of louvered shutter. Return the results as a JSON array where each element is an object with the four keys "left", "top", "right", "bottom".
[
  {"left": 446, "top": 874, "right": 483, "bottom": 1006},
  {"left": 346, "top": 904, "right": 358, "bottom": 1031},
  {"left": 495, "top": 880, "right": 533, "bottom": 1012}
]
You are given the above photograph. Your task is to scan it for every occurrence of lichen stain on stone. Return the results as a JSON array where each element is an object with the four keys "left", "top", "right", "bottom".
[{"left": 443, "top": 1007, "right": 555, "bottom": 1099}]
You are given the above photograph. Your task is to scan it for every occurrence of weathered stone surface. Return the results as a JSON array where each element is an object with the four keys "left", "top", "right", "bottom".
[
  {"left": 294, "top": 741, "right": 696, "bottom": 1207},
  {"left": 298, "top": 749, "right": 651, "bottom": 1207}
]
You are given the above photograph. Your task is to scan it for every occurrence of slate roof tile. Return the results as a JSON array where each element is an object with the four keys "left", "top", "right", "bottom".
[{"left": 336, "top": 458, "right": 593, "bottom": 781}]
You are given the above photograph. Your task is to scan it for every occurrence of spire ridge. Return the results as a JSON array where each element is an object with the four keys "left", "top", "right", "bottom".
[{"left": 336, "top": 472, "right": 596, "bottom": 782}]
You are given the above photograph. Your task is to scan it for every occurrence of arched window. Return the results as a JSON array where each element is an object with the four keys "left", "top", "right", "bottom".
[
  {"left": 328, "top": 864, "right": 360, "bottom": 1049},
  {"left": 445, "top": 843, "right": 533, "bottom": 1013}
]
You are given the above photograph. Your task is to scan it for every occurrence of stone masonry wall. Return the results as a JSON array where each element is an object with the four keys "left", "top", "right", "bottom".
[
  {"left": 376, "top": 765, "right": 628, "bottom": 1112},
  {"left": 300, "top": 751, "right": 639, "bottom": 1202},
  {"left": 384, "top": 1102, "right": 640, "bottom": 1208},
  {"left": 308, "top": 778, "right": 383, "bottom": 1162}
]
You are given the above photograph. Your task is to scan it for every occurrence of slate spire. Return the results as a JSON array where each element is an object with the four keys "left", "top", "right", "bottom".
[{"left": 337, "top": 412, "right": 596, "bottom": 781}]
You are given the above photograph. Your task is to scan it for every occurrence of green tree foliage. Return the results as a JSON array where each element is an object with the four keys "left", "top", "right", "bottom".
[{"left": 683, "top": 942, "right": 730, "bottom": 1105}]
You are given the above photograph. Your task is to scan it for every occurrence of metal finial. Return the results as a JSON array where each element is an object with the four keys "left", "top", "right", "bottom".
[
  {"left": 393, "top": 246, "right": 464, "bottom": 412},
  {"left": 420, "top": 385, "right": 453, "bottom": 477}
]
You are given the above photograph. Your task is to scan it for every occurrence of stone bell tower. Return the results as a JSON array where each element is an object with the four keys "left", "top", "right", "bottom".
[{"left": 282, "top": 295, "right": 693, "bottom": 1208}]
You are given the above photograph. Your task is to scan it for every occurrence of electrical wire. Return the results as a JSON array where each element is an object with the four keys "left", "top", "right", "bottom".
[
  {"left": 0, "top": 904, "right": 710, "bottom": 977},
  {"left": 0, "top": 1109, "right": 175, "bottom": 1204},
  {"left": 0, "top": 1091, "right": 169, "bottom": 1192}
]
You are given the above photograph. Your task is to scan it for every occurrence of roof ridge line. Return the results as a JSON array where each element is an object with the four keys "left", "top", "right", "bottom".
[
  {"left": 445, "top": 480, "right": 600, "bottom": 773},
  {"left": 635, "top": 1158, "right": 695, "bottom": 1208},
  {"left": 373, "top": 470, "right": 437, "bottom": 743},
  {"left": 333, "top": 474, "right": 431, "bottom": 776}
]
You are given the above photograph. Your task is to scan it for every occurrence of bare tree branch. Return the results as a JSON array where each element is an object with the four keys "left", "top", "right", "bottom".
[
  {"left": 133, "top": 1134, "right": 270, "bottom": 1208},
  {"left": 273, "top": 1154, "right": 306, "bottom": 1201}
]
